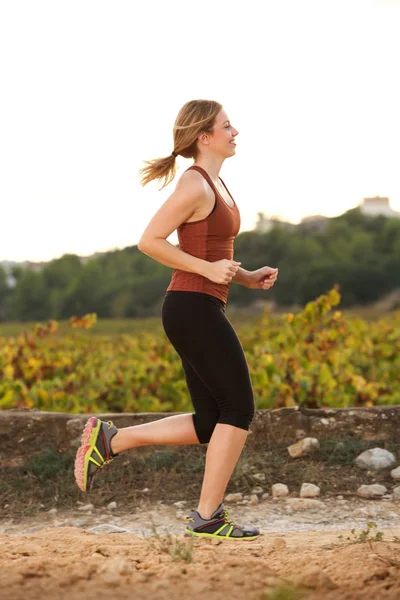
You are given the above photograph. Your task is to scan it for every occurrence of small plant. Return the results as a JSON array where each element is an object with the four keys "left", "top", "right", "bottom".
[
  {"left": 338, "top": 521, "right": 384, "bottom": 547},
  {"left": 24, "top": 447, "right": 73, "bottom": 482},
  {"left": 261, "top": 581, "right": 305, "bottom": 600},
  {"left": 392, "top": 535, "right": 400, "bottom": 543},
  {"left": 146, "top": 518, "right": 195, "bottom": 563}
]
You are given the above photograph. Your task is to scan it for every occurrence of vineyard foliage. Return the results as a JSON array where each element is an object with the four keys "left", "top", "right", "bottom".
[{"left": 1, "top": 288, "right": 400, "bottom": 413}]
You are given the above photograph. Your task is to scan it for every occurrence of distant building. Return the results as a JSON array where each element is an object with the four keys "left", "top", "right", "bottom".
[
  {"left": 299, "top": 215, "right": 329, "bottom": 232},
  {"left": 359, "top": 196, "right": 400, "bottom": 218},
  {"left": 25, "top": 261, "right": 47, "bottom": 272},
  {"left": 0, "top": 260, "right": 28, "bottom": 287},
  {"left": 254, "top": 212, "right": 295, "bottom": 233},
  {"left": 254, "top": 215, "right": 274, "bottom": 233},
  {"left": 80, "top": 251, "right": 108, "bottom": 265}
]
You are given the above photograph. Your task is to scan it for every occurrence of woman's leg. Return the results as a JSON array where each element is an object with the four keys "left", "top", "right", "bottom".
[
  {"left": 111, "top": 413, "right": 199, "bottom": 454},
  {"left": 161, "top": 292, "right": 255, "bottom": 519},
  {"left": 197, "top": 423, "right": 248, "bottom": 519}
]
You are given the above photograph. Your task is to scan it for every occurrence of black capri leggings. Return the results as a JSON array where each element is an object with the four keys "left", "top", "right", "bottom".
[{"left": 161, "top": 290, "right": 255, "bottom": 444}]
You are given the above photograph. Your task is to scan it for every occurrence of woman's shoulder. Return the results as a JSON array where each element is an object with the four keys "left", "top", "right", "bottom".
[{"left": 175, "top": 167, "right": 208, "bottom": 196}]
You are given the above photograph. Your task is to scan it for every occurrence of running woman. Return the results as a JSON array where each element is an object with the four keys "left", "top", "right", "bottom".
[{"left": 74, "top": 100, "right": 278, "bottom": 541}]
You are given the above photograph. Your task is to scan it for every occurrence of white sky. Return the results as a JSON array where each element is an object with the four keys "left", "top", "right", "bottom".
[{"left": 1, "top": 0, "right": 400, "bottom": 262}]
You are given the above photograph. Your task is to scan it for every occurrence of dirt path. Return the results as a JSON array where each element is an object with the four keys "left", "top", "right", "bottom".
[
  {"left": 1, "top": 526, "right": 400, "bottom": 600},
  {"left": 1, "top": 499, "right": 400, "bottom": 599}
]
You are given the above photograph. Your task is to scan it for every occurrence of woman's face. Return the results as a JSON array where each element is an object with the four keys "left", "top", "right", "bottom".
[{"left": 199, "top": 108, "right": 239, "bottom": 158}]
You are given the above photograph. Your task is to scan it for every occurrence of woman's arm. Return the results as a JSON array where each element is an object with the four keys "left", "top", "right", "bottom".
[
  {"left": 138, "top": 170, "right": 209, "bottom": 276},
  {"left": 139, "top": 238, "right": 208, "bottom": 276},
  {"left": 230, "top": 267, "right": 251, "bottom": 287}
]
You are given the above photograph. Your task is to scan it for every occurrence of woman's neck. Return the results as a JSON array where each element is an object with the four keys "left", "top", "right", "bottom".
[{"left": 193, "top": 157, "right": 225, "bottom": 182}]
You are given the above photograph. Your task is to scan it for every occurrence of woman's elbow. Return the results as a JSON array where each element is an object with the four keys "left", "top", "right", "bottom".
[
  {"left": 138, "top": 238, "right": 151, "bottom": 252},
  {"left": 138, "top": 237, "right": 160, "bottom": 254},
  {"left": 138, "top": 235, "right": 167, "bottom": 253}
]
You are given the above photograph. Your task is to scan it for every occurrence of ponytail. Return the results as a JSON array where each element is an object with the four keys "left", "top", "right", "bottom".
[
  {"left": 138, "top": 99, "right": 222, "bottom": 189},
  {"left": 139, "top": 153, "right": 177, "bottom": 189}
]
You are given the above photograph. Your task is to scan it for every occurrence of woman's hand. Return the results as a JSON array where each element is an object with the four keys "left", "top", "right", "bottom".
[
  {"left": 204, "top": 259, "right": 242, "bottom": 285},
  {"left": 247, "top": 266, "right": 278, "bottom": 290}
]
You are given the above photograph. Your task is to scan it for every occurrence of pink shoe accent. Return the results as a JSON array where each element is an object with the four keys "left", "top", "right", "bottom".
[{"left": 74, "top": 417, "right": 98, "bottom": 492}]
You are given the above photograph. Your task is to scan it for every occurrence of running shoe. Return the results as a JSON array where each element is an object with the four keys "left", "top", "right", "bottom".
[
  {"left": 74, "top": 416, "right": 119, "bottom": 492},
  {"left": 184, "top": 502, "right": 260, "bottom": 541}
]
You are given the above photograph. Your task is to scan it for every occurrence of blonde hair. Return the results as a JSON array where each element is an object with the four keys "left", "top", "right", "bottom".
[{"left": 139, "top": 99, "right": 222, "bottom": 189}]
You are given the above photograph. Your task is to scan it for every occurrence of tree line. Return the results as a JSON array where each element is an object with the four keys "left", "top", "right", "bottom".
[{"left": 1, "top": 208, "right": 400, "bottom": 322}]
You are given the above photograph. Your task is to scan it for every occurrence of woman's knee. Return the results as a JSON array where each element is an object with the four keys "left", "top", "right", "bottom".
[
  {"left": 192, "top": 398, "right": 255, "bottom": 443},
  {"left": 218, "top": 400, "right": 255, "bottom": 431},
  {"left": 192, "top": 413, "right": 218, "bottom": 444}
]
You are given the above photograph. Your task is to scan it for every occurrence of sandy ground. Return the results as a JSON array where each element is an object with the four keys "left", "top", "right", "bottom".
[
  {"left": 1, "top": 498, "right": 400, "bottom": 599},
  {"left": 1, "top": 525, "right": 400, "bottom": 600}
]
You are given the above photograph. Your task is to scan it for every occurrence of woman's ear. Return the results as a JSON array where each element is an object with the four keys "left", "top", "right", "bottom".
[{"left": 198, "top": 132, "right": 210, "bottom": 146}]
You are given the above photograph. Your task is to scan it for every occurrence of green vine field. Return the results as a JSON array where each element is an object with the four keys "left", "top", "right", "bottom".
[{"left": 1, "top": 287, "right": 399, "bottom": 413}]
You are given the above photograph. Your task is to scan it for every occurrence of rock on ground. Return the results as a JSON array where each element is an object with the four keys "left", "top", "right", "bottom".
[
  {"left": 272, "top": 483, "right": 289, "bottom": 498},
  {"left": 355, "top": 448, "right": 396, "bottom": 470},
  {"left": 356, "top": 484, "right": 387, "bottom": 499},
  {"left": 393, "top": 486, "right": 400, "bottom": 500},
  {"left": 173, "top": 501, "right": 187, "bottom": 509},
  {"left": 224, "top": 493, "right": 243, "bottom": 503},
  {"left": 391, "top": 466, "right": 400, "bottom": 480},
  {"left": 288, "top": 437, "right": 320, "bottom": 458},
  {"left": 300, "top": 483, "right": 321, "bottom": 498},
  {"left": 88, "top": 524, "right": 132, "bottom": 534},
  {"left": 78, "top": 504, "right": 94, "bottom": 512}
]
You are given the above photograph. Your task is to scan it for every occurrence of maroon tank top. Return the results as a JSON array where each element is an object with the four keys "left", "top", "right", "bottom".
[{"left": 166, "top": 165, "right": 241, "bottom": 305}]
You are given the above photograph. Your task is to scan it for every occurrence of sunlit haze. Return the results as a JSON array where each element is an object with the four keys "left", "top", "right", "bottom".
[{"left": 1, "top": 0, "right": 400, "bottom": 262}]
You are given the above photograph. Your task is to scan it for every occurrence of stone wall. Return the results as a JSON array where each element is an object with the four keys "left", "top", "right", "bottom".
[{"left": 1, "top": 406, "right": 399, "bottom": 459}]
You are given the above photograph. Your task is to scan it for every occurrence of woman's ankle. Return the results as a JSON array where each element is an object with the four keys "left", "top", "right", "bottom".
[
  {"left": 196, "top": 502, "right": 222, "bottom": 520},
  {"left": 110, "top": 430, "right": 122, "bottom": 454}
]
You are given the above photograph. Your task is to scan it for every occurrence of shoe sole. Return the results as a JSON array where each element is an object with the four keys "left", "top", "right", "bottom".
[
  {"left": 184, "top": 530, "right": 260, "bottom": 542},
  {"left": 74, "top": 416, "right": 101, "bottom": 492}
]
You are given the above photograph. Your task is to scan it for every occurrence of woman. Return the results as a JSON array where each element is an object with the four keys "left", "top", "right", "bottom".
[{"left": 74, "top": 99, "right": 278, "bottom": 541}]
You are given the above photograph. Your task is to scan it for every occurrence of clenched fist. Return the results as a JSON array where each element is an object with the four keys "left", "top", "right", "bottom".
[
  {"left": 247, "top": 266, "right": 278, "bottom": 290},
  {"left": 204, "top": 259, "right": 242, "bottom": 285}
]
